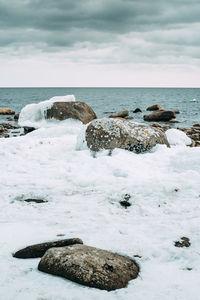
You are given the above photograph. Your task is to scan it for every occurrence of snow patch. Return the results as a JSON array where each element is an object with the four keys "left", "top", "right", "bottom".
[{"left": 166, "top": 129, "right": 192, "bottom": 146}]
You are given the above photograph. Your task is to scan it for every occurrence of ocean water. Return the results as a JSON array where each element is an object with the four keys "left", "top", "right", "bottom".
[{"left": 0, "top": 87, "right": 199, "bottom": 126}]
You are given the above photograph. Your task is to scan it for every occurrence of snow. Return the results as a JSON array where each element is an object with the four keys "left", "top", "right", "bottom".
[
  {"left": 166, "top": 128, "right": 192, "bottom": 146},
  {"left": 0, "top": 101, "right": 200, "bottom": 299},
  {"left": 18, "top": 94, "right": 75, "bottom": 128}
]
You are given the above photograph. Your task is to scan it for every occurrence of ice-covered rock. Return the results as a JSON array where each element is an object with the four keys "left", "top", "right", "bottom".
[
  {"left": 19, "top": 95, "right": 76, "bottom": 128},
  {"left": 85, "top": 118, "right": 169, "bottom": 153},
  {"left": 38, "top": 244, "right": 139, "bottom": 291},
  {"left": 166, "top": 128, "right": 192, "bottom": 146},
  {"left": 46, "top": 101, "right": 96, "bottom": 124}
]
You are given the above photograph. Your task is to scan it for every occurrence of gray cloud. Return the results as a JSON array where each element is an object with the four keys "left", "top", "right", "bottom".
[{"left": 0, "top": 0, "right": 200, "bottom": 65}]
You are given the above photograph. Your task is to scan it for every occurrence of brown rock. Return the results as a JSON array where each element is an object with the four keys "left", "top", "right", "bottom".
[
  {"left": 0, "top": 125, "right": 4, "bottom": 133},
  {"left": 146, "top": 104, "right": 165, "bottom": 111},
  {"left": 168, "top": 118, "right": 180, "bottom": 123},
  {"left": 38, "top": 244, "right": 139, "bottom": 291},
  {"left": 174, "top": 237, "right": 191, "bottom": 248},
  {"left": 46, "top": 102, "right": 96, "bottom": 124},
  {"left": 85, "top": 118, "right": 169, "bottom": 153},
  {"left": 144, "top": 110, "right": 176, "bottom": 122},
  {"left": 193, "top": 123, "right": 200, "bottom": 127},
  {"left": 124, "top": 115, "right": 134, "bottom": 120},
  {"left": 0, "top": 107, "right": 15, "bottom": 115},
  {"left": 13, "top": 238, "right": 83, "bottom": 258},
  {"left": 109, "top": 110, "right": 129, "bottom": 118}
]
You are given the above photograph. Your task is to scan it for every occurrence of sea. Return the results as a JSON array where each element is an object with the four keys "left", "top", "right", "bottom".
[{"left": 0, "top": 87, "right": 199, "bottom": 126}]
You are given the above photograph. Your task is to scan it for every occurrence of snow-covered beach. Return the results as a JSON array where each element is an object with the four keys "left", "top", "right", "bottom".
[{"left": 0, "top": 95, "right": 200, "bottom": 300}]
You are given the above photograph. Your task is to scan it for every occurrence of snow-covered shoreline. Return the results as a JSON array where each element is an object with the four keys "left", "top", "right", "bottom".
[{"left": 0, "top": 96, "right": 200, "bottom": 299}]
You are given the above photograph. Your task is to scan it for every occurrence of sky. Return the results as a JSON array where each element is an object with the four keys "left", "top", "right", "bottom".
[{"left": 0, "top": 0, "right": 200, "bottom": 87}]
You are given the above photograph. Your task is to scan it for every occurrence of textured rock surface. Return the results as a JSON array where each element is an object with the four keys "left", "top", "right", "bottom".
[
  {"left": 0, "top": 107, "right": 15, "bottom": 115},
  {"left": 13, "top": 238, "right": 83, "bottom": 258},
  {"left": 38, "top": 244, "right": 139, "bottom": 291},
  {"left": 144, "top": 110, "right": 176, "bottom": 122},
  {"left": 86, "top": 118, "right": 169, "bottom": 153},
  {"left": 46, "top": 102, "right": 96, "bottom": 124}
]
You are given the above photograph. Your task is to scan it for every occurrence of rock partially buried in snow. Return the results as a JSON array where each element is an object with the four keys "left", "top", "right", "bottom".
[
  {"left": 46, "top": 102, "right": 97, "bottom": 124},
  {"left": 144, "top": 110, "right": 176, "bottom": 122},
  {"left": 166, "top": 129, "right": 192, "bottom": 146},
  {"left": 38, "top": 244, "right": 139, "bottom": 291},
  {"left": 13, "top": 238, "right": 83, "bottom": 258},
  {"left": 85, "top": 118, "right": 169, "bottom": 153},
  {"left": 0, "top": 107, "right": 15, "bottom": 115}
]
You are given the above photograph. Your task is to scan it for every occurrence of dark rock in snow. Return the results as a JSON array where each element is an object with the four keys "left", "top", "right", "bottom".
[
  {"left": 174, "top": 237, "right": 191, "bottom": 248},
  {"left": 24, "top": 198, "right": 47, "bottom": 203},
  {"left": 38, "top": 244, "right": 139, "bottom": 291},
  {"left": 13, "top": 238, "right": 83, "bottom": 258}
]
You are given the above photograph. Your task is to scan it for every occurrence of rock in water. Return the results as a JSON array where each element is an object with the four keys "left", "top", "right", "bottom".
[
  {"left": 109, "top": 110, "right": 129, "bottom": 118},
  {"left": 38, "top": 244, "right": 139, "bottom": 291},
  {"left": 0, "top": 108, "right": 15, "bottom": 115},
  {"left": 13, "top": 238, "right": 83, "bottom": 258},
  {"left": 133, "top": 108, "right": 142, "bottom": 113},
  {"left": 143, "top": 110, "right": 176, "bottom": 122},
  {"left": 85, "top": 118, "right": 169, "bottom": 153},
  {"left": 146, "top": 104, "right": 165, "bottom": 111},
  {"left": 46, "top": 102, "right": 96, "bottom": 124}
]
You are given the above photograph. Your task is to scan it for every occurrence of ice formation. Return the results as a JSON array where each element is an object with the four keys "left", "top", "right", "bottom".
[{"left": 18, "top": 95, "right": 75, "bottom": 128}]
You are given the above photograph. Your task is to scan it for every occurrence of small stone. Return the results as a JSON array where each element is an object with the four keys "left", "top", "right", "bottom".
[
  {"left": 24, "top": 198, "right": 47, "bottom": 203},
  {"left": 174, "top": 237, "right": 191, "bottom": 248},
  {"left": 133, "top": 108, "right": 142, "bottom": 113}
]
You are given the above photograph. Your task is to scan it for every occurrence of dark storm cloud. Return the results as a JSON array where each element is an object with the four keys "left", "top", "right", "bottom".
[{"left": 0, "top": 0, "right": 200, "bottom": 63}]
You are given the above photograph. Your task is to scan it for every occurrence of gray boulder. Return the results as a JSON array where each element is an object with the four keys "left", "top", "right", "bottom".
[
  {"left": 38, "top": 244, "right": 139, "bottom": 291},
  {"left": 85, "top": 118, "right": 169, "bottom": 153},
  {"left": 13, "top": 238, "right": 83, "bottom": 258},
  {"left": 143, "top": 110, "right": 176, "bottom": 122},
  {"left": 46, "top": 102, "right": 96, "bottom": 124}
]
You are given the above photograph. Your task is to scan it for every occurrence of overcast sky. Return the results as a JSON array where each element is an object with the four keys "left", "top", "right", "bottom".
[{"left": 0, "top": 0, "right": 200, "bottom": 87}]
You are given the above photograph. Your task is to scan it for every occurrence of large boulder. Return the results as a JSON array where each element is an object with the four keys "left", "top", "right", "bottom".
[
  {"left": 38, "top": 244, "right": 139, "bottom": 291},
  {"left": 13, "top": 238, "right": 83, "bottom": 258},
  {"left": 143, "top": 110, "right": 176, "bottom": 122},
  {"left": 85, "top": 118, "right": 169, "bottom": 153},
  {"left": 0, "top": 107, "right": 15, "bottom": 115},
  {"left": 46, "top": 102, "right": 96, "bottom": 124}
]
